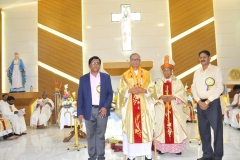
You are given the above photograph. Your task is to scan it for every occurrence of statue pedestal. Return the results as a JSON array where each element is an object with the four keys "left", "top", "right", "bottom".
[
  {"left": 5, "top": 92, "right": 39, "bottom": 126},
  {"left": 10, "top": 88, "right": 25, "bottom": 92}
]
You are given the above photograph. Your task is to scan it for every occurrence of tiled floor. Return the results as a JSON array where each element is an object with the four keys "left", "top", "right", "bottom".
[{"left": 0, "top": 121, "right": 240, "bottom": 160}]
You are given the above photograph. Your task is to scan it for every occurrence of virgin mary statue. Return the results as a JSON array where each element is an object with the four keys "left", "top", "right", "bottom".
[{"left": 6, "top": 52, "right": 26, "bottom": 92}]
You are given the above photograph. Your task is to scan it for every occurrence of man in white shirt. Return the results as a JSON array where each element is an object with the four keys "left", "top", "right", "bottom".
[
  {"left": 191, "top": 50, "right": 224, "bottom": 160},
  {"left": 0, "top": 96, "right": 27, "bottom": 136},
  {"left": 30, "top": 91, "right": 54, "bottom": 128}
]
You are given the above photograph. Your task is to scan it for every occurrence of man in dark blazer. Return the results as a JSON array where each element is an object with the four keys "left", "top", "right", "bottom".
[{"left": 77, "top": 56, "right": 113, "bottom": 160}]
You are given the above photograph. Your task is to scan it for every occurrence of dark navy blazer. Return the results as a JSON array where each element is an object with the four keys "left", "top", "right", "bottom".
[{"left": 77, "top": 72, "right": 113, "bottom": 120}]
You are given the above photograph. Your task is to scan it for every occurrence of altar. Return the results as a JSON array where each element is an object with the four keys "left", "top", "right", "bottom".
[{"left": 106, "top": 112, "right": 122, "bottom": 138}]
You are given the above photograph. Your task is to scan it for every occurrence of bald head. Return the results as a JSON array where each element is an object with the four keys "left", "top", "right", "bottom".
[{"left": 42, "top": 91, "right": 47, "bottom": 99}]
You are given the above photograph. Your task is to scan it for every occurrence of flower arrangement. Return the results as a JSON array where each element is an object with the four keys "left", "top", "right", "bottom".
[
  {"left": 61, "top": 84, "right": 78, "bottom": 117},
  {"left": 185, "top": 85, "right": 197, "bottom": 106},
  {"left": 61, "top": 84, "right": 73, "bottom": 107},
  {"left": 54, "top": 78, "right": 62, "bottom": 93},
  {"left": 105, "top": 136, "right": 123, "bottom": 152}
]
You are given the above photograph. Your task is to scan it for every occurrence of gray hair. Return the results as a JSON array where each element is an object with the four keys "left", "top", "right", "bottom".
[
  {"left": 42, "top": 91, "right": 47, "bottom": 95},
  {"left": 129, "top": 53, "right": 141, "bottom": 61}
]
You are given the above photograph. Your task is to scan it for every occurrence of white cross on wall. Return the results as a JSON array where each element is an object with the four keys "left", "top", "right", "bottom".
[{"left": 111, "top": 4, "right": 141, "bottom": 51}]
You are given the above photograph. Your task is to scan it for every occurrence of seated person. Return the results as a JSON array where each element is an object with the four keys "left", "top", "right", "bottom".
[
  {"left": 230, "top": 95, "right": 240, "bottom": 129},
  {"left": 0, "top": 96, "right": 27, "bottom": 136},
  {"left": 236, "top": 113, "right": 240, "bottom": 130},
  {"left": 224, "top": 85, "right": 240, "bottom": 127},
  {"left": 0, "top": 94, "right": 8, "bottom": 104},
  {"left": 30, "top": 91, "right": 54, "bottom": 129},
  {"left": 0, "top": 113, "right": 19, "bottom": 140}
]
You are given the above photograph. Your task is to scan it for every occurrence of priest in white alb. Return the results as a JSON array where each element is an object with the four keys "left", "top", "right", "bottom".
[
  {"left": 154, "top": 55, "right": 188, "bottom": 155},
  {"left": 117, "top": 53, "right": 155, "bottom": 160},
  {"left": 0, "top": 114, "right": 19, "bottom": 140},
  {"left": 0, "top": 96, "right": 27, "bottom": 136},
  {"left": 223, "top": 85, "right": 240, "bottom": 128},
  {"left": 0, "top": 94, "right": 9, "bottom": 105},
  {"left": 30, "top": 91, "right": 54, "bottom": 128}
]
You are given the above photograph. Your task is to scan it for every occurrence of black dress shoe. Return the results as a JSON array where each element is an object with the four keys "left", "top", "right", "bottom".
[
  {"left": 145, "top": 156, "right": 152, "bottom": 160},
  {"left": 197, "top": 157, "right": 213, "bottom": 160},
  {"left": 21, "top": 133, "right": 27, "bottom": 135},
  {"left": 127, "top": 159, "right": 135, "bottom": 160},
  {"left": 158, "top": 150, "right": 164, "bottom": 154},
  {"left": 14, "top": 133, "right": 21, "bottom": 136},
  {"left": 176, "top": 152, "right": 182, "bottom": 155}
]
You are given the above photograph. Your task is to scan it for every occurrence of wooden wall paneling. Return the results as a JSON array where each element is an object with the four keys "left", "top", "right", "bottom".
[
  {"left": 179, "top": 72, "right": 194, "bottom": 88},
  {"left": 173, "top": 23, "right": 216, "bottom": 76},
  {"left": 38, "top": 31, "right": 82, "bottom": 62},
  {"left": 38, "top": 29, "right": 82, "bottom": 78},
  {"left": 169, "top": 0, "right": 214, "bottom": 38},
  {"left": 169, "top": 0, "right": 216, "bottom": 87},
  {"left": 38, "top": 0, "right": 82, "bottom": 125},
  {"left": 38, "top": 0, "right": 82, "bottom": 41},
  {"left": 38, "top": 68, "right": 79, "bottom": 96}
]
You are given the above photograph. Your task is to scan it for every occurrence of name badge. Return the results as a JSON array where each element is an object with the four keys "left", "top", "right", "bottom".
[
  {"left": 205, "top": 77, "right": 215, "bottom": 91},
  {"left": 96, "top": 85, "right": 101, "bottom": 97}
]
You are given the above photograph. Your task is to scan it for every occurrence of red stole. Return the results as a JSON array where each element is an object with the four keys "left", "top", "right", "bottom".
[
  {"left": 236, "top": 114, "right": 240, "bottom": 124},
  {"left": 132, "top": 94, "right": 142, "bottom": 143},
  {"left": 40, "top": 106, "right": 43, "bottom": 113},
  {"left": 163, "top": 80, "right": 174, "bottom": 144},
  {"left": 0, "top": 119, "right": 6, "bottom": 130},
  {"left": 37, "top": 105, "right": 43, "bottom": 125}
]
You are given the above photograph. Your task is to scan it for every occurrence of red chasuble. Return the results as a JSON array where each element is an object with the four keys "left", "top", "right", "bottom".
[
  {"left": 132, "top": 94, "right": 142, "bottom": 143},
  {"left": 163, "top": 80, "right": 174, "bottom": 144}
]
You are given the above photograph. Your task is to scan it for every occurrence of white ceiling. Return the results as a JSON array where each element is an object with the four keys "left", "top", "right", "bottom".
[{"left": 0, "top": 0, "right": 38, "bottom": 9}]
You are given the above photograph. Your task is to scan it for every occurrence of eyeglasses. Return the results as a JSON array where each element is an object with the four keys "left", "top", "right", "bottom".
[
  {"left": 163, "top": 69, "right": 172, "bottom": 72},
  {"left": 90, "top": 62, "right": 100, "bottom": 65},
  {"left": 131, "top": 58, "right": 140, "bottom": 62}
]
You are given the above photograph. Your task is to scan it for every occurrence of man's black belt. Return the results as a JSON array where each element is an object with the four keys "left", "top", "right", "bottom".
[
  {"left": 200, "top": 99, "right": 208, "bottom": 102},
  {"left": 92, "top": 105, "right": 99, "bottom": 108}
]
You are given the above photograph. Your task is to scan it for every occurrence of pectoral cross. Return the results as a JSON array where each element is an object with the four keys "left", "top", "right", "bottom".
[{"left": 111, "top": 4, "right": 141, "bottom": 51}]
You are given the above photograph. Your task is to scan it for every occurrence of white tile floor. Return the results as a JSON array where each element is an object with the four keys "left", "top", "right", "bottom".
[{"left": 0, "top": 123, "right": 240, "bottom": 160}]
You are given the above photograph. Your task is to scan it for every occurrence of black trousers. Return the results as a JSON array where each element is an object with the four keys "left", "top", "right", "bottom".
[{"left": 197, "top": 98, "right": 223, "bottom": 160}]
